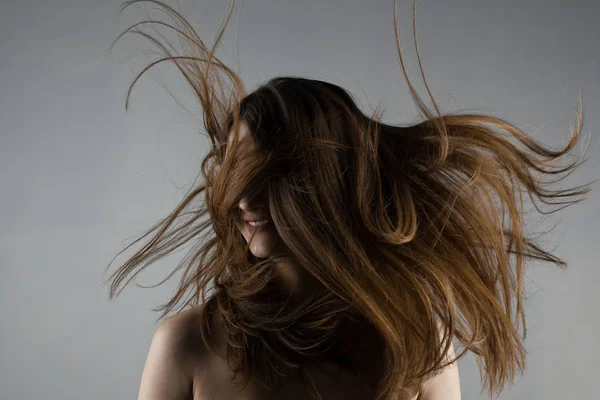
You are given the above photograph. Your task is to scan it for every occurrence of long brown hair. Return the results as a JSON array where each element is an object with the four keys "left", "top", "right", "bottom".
[{"left": 104, "top": 1, "right": 594, "bottom": 399}]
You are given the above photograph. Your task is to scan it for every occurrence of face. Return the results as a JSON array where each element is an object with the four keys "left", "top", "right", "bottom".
[
  {"left": 223, "top": 122, "right": 325, "bottom": 301},
  {"left": 226, "top": 123, "right": 286, "bottom": 259}
]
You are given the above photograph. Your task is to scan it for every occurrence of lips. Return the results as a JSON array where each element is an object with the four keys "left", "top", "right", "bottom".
[{"left": 242, "top": 215, "right": 269, "bottom": 222}]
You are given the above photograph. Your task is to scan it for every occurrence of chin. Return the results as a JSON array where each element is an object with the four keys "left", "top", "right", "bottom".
[
  {"left": 248, "top": 237, "right": 275, "bottom": 258},
  {"left": 250, "top": 248, "right": 270, "bottom": 259}
]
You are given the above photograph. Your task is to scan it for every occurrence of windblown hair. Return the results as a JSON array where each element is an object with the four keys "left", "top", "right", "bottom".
[{"left": 104, "top": 1, "right": 593, "bottom": 399}]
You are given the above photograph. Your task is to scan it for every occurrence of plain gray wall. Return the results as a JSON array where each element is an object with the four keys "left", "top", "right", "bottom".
[{"left": 1, "top": 0, "right": 598, "bottom": 399}]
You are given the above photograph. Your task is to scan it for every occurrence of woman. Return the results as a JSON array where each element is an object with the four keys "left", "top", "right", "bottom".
[{"left": 104, "top": 1, "right": 592, "bottom": 399}]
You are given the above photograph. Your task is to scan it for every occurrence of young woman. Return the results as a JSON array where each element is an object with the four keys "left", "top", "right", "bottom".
[{"left": 104, "top": 1, "right": 592, "bottom": 399}]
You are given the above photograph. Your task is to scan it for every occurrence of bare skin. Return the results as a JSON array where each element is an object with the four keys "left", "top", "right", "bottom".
[
  {"left": 136, "top": 123, "right": 460, "bottom": 399},
  {"left": 137, "top": 303, "right": 466, "bottom": 399},
  {"left": 191, "top": 305, "right": 397, "bottom": 400},
  {"left": 142, "top": 304, "right": 405, "bottom": 400}
]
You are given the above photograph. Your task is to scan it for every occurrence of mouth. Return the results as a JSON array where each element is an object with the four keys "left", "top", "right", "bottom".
[
  {"left": 244, "top": 218, "right": 270, "bottom": 232},
  {"left": 243, "top": 217, "right": 269, "bottom": 223}
]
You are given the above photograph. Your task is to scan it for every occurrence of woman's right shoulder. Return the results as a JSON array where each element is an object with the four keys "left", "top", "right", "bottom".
[
  {"left": 156, "top": 303, "right": 220, "bottom": 365},
  {"left": 148, "top": 303, "right": 224, "bottom": 384},
  {"left": 138, "top": 304, "right": 217, "bottom": 400}
]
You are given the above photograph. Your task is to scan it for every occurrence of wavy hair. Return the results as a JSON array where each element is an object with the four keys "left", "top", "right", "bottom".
[{"left": 104, "top": 1, "right": 594, "bottom": 399}]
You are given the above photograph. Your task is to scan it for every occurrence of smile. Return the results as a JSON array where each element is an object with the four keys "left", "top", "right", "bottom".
[
  {"left": 245, "top": 219, "right": 270, "bottom": 231},
  {"left": 247, "top": 219, "right": 269, "bottom": 226}
]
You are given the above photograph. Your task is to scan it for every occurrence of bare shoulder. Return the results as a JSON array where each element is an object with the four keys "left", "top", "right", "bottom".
[
  {"left": 158, "top": 305, "right": 216, "bottom": 374},
  {"left": 137, "top": 305, "right": 212, "bottom": 400}
]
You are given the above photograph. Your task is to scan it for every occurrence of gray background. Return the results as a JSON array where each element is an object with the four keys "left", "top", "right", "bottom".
[{"left": 1, "top": 0, "right": 598, "bottom": 399}]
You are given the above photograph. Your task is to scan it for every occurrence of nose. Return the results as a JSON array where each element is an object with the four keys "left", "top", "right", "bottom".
[
  {"left": 238, "top": 197, "right": 252, "bottom": 211},
  {"left": 238, "top": 193, "right": 269, "bottom": 219},
  {"left": 238, "top": 197, "right": 261, "bottom": 213}
]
